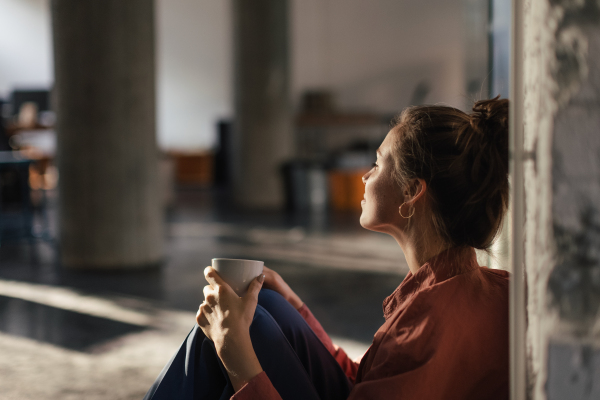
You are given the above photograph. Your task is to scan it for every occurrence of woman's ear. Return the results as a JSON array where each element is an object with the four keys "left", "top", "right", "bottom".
[{"left": 403, "top": 178, "right": 427, "bottom": 204}]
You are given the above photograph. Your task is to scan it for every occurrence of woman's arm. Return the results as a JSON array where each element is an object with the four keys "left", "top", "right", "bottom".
[
  {"left": 198, "top": 265, "right": 358, "bottom": 398},
  {"left": 196, "top": 267, "right": 265, "bottom": 392}
]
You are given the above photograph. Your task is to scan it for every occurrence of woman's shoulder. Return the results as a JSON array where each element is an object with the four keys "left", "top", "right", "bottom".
[
  {"left": 422, "top": 266, "right": 509, "bottom": 324},
  {"left": 430, "top": 265, "right": 508, "bottom": 297},
  {"left": 478, "top": 266, "right": 510, "bottom": 294},
  {"left": 459, "top": 267, "right": 510, "bottom": 331},
  {"left": 481, "top": 266, "right": 510, "bottom": 279}
]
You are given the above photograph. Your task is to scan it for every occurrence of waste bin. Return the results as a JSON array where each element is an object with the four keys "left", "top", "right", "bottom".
[{"left": 281, "top": 160, "right": 328, "bottom": 212}]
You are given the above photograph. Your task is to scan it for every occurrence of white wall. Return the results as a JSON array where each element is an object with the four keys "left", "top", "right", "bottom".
[
  {"left": 0, "top": 0, "right": 467, "bottom": 149},
  {"left": 0, "top": 0, "right": 53, "bottom": 98},
  {"left": 291, "top": 0, "right": 466, "bottom": 113},
  {"left": 155, "top": 0, "right": 232, "bottom": 151}
]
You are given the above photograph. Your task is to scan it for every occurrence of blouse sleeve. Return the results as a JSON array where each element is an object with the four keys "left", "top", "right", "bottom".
[
  {"left": 231, "top": 372, "right": 282, "bottom": 400},
  {"left": 297, "top": 304, "right": 361, "bottom": 383}
]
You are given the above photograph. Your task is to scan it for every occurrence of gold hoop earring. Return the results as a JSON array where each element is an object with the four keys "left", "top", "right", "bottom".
[{"left": 399, "top": 202, "right": 415, "bottom": 218}]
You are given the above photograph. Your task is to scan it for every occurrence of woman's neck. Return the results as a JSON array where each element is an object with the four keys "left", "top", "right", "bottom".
[{"left": 392, "top": 225, "right": 451, "bottom": 275}]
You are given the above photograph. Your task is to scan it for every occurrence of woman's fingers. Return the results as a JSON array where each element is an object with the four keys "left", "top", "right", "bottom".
[
  {"left": 204, "top": 266, "right": 223, "bottom": 286},
  {"left": 262, "top": 265, "right": 274, "bottom": 274},
  {"left": 261, "top": 266, "right": 281, "bottom": 289},
  {"left": 196, "top": 302, "right": 211, "bottom": 326},
  {"left": 203, "top": 284, "right": 217, "bottom": 306},
  {"left": 204, "top": 266, "right": 234, "bottom": 296},
  {"left": 243, "top": 274, "right": 265, "bottom": 305}
]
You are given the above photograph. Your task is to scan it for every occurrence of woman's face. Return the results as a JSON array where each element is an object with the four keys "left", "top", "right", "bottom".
[{"left": 359, "top": 130, "right": 405, "bottom": 232}]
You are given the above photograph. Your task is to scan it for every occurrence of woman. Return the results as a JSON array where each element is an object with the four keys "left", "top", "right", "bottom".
[{"left": 145, "top": 97, "right": 510, "bottom": 400}]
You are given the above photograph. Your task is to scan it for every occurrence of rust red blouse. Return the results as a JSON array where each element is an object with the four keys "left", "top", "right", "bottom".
[{"left": 233, "top": 248, "right": 509, "bottom": 400}]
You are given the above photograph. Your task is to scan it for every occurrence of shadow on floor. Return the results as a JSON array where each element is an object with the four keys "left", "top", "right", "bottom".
[{"left": 0, "top": 295, "right": 147, "bottom": 352}]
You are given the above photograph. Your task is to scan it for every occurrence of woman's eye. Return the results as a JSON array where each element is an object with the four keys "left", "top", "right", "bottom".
[{"left": 372, "top": 162, "right": 378, "bottom": 168}]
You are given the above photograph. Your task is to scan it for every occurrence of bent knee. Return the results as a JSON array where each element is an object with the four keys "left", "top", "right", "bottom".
[{"left": 258, "top": 288, "right": 287, "bottom": 305}]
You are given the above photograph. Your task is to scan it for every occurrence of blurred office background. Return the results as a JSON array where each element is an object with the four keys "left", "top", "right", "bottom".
[{"left": 0, "top": 0, "right": 509, "bottom": 398}]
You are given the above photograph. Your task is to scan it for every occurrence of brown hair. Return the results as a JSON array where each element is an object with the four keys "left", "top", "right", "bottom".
[{"left": 391, "top": 96, "right": 509, "bottom": 250}]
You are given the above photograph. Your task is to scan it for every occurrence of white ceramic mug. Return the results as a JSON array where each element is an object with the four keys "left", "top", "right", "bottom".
[{"left": 211, "top": 258, "right": 264, "bottom": 297}]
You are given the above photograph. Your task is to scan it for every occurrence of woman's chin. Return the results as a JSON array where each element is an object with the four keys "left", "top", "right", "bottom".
[
  {"left": 359, "top": 213, "right": 389, "bottom": 233},
  {"left": 359, "top": 213, "right": 372, "bottom": 230},
  {"left": 360, "top": 207, "right": 386, "bottom": 232}
]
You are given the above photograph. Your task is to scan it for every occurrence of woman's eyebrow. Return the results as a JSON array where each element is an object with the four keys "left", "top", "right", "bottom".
[{"left": 376, "top": 149, "right": 382, "bottom": 157}]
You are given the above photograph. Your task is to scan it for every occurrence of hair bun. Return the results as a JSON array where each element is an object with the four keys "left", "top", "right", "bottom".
[{"left": 469, "top": 96, "right": 509, "bottom": 142}]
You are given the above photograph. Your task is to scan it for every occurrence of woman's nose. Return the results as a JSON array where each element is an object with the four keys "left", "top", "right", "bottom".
[{"left": 362, "top": 173, "right": 368, "bottom": 184}]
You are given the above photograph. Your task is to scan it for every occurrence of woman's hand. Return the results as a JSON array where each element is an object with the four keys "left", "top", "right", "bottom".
[
  {"left": 262, "top": 266, "right": 304, "bottom": 309},
  {"left": 196, "top": 267, "right": 264, "bottom": 392}
]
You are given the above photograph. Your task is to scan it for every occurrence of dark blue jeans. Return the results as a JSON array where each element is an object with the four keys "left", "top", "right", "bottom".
[{"left": 144, "top": 289, "right": 353, "bottom": 400}]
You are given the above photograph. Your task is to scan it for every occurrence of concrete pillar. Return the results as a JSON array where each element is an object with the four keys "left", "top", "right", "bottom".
[
  {"left": 51, "top": 0, "right": 163, "bottom": 268},
  {"left": 232, "top": 0, "right": 293, "bottom": 209},
  {"left": 521, "top": 0, "right": 600, "bottom": 397}
]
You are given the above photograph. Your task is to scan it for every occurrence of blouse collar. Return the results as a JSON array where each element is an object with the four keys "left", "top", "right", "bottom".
[{"left": 383, "top": 247, "right": 479, "bottom": 320}]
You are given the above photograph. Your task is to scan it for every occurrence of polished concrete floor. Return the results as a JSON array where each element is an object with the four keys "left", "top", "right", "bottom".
[{"left": 0, "top": 188, "right": 408, "bottom": 399}]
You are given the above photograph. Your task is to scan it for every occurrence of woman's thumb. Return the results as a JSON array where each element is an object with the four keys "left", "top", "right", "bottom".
[{"left": 245, "top": 274, "right": 265, "bottom": 301}]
